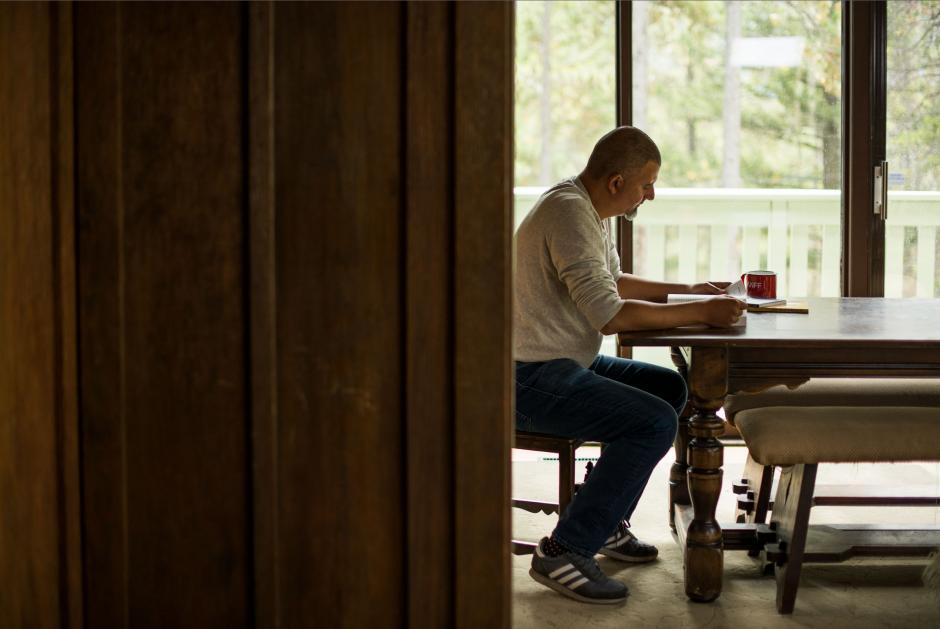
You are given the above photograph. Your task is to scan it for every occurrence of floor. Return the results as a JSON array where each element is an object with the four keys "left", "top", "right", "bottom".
[{"left": 512, "top": 444, "right": 940, "bottom": 628}]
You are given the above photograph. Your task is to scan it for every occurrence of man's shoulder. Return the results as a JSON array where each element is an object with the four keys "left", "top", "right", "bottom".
[
  {"left": 540, "top": 177, "right": 590, "bottom": 207},
  {"left": 528, "top": 179, "right": 596, "bottom": 227}
]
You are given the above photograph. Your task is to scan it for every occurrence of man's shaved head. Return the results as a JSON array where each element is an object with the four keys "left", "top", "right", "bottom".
[{"left": 584, "top": 126, "right": 661, "bottom": 180}]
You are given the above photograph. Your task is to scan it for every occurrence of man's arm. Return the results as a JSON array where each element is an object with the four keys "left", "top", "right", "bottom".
[
  {"left": 615, "top": 273, "right": 726, "bottom": 302},
  {"left": 599, "top": 295, "right": 745, "bottom": 335}
]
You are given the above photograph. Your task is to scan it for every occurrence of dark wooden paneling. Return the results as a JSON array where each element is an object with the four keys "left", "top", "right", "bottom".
[
  {"left": 0, "top": 3, "right": 77, "bottom": 628},
  {"left": 405, "top": 2, "right": 455, "bottom": 626},
  {"left": 247, "top": 2, "right": 278, "bottom": 627},
  {"left": 75, "top": 4, "right": 127, "bottom": 625},
  {"left": 121, "top": 3, "right": 248, "bottom": 624},
  {"left": 454, "top": 3, "right": 514, "bottom": 628},
  {"left": 0, "top": 2, "right": 515, "bottom": 625},
  {"left": 273, "top": 2, "right": 405, "bottom": 626},
  {"left": 51, "top": 3, "right": 84, "bottom": 627},
  {"left": 76, "top": 2, "right": 249, "bottom": 626}
]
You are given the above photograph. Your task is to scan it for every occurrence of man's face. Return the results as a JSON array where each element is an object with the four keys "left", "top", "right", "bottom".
[{"left": 609, "top": 160, "right": 659, "bottom": 220}]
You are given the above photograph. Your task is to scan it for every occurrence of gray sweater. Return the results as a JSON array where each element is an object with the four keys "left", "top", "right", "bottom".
[{"left": 514, "top": 177, "right": 625, "bottom": 368}]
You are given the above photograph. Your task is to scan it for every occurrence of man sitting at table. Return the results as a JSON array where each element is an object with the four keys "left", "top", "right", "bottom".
[{"left": 515, "top": 126, "right": 744, "bottom": 604}]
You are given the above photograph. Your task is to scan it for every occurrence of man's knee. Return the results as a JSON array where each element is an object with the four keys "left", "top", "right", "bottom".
[
  {"left": 653, "top": 407, "right": 679, "bottom": 453},
  {"left": 664, "top": 369, "right": 688, "bottom": 414},
  {"left": 611, "top": 400, "right": 678, "bottom": 452}
]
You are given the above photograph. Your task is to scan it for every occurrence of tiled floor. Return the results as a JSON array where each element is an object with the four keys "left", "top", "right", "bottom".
[{"left": 512, "top": 444, "right": 940, "bottom": 628}]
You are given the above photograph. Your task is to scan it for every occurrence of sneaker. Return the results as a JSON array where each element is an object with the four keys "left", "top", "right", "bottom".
[
  {"left": 598, "top": 522, "right": 659, "bottom": 563},
  {"left": 529, "top": 538, "right": 628, "bottom": 605}
]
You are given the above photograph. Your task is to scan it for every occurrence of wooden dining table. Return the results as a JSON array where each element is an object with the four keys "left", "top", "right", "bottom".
[{"left": 618, "top": 297, "right": 940, "bottom": 603}]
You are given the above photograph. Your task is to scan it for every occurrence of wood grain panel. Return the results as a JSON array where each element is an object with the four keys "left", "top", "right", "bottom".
[
  {"left": 247, "top": 2, "right": 278, "bottom": 627},
  {"left": 75, "top": 3, "right": 127, "bottom": 625},
  {"left": 122, "top": 4, "right": 248, "bottom": 625},
  {"left": 273, "top": 2, "right": 405, "bottom": 626},
  {"left": 51, "top": 3, "right": 83, "bottom": 626},
  {"left": 0, "top": 3, "right": 65, "bottom": 627},
  {"left": 77, "top": 3, "right": 250, "bottom": 626},
  {"left": 405, "top": 2, "right": 455, "bottom": 626},
  {"left": 454, "top": 3, "right": 514, "bottom": 628}
]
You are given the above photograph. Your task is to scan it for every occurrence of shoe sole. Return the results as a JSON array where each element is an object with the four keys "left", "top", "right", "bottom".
[
  {"left": 528, "top": 568, "right": 627, "bottom": 605},
  {"left": 597, "top": 548, "right": 658, "bottom": 563}
]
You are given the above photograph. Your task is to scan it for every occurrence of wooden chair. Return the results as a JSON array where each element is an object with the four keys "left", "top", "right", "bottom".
[
  {"left": 735, "top": 405, "right": 940, "bottom": 614},
  {"left": 511, "top": 430, "right": 584, "bottom": 555}
]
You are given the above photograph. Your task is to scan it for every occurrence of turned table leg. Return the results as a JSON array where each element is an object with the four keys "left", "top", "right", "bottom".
[
  {"left": 669, "top": 346, "right": 692, "bottom": 531},
  {"left": 684, "top": 346, "right": 728, "bottom": 602}
]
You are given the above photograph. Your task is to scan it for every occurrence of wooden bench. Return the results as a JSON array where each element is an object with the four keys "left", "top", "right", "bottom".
[
  {"left": 735, "top": 405, "right": 940, "bottom": 614},
  {"left": 725, "top": 378, "right": 940, "bottom": 525}
]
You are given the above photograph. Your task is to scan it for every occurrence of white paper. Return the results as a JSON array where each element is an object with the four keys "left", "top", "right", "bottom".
[
  {"left": 727, "top": 279, "right": 785, "bottom": 307},
  {"left": 726, "top": 279, "right": 746, "bottom": 298}
]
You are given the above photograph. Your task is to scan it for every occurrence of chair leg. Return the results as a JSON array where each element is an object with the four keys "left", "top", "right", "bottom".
[
  {"left": 735, "top": 454, "right": 775, "bottom": 526},
  {"left": 770, "top": 463, "right": 817, "bottom": 614},
  {"left": 739, "top": 457, "right": 776, "bottom": 559},
  {"left": 751, "top": 458, "right": 775, "bottom": 525},
  {"left": 558, "top": 442, "right": 576, "bottom": 515}
]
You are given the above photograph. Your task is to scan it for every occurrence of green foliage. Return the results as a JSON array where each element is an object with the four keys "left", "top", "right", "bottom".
[
  {"left": 515, "top": 1, "right": 616, "bottom": 186},
  {"left": 887, "top": 0, "right": 940, "bottom": 191},
  {"left": 515, "top": 0, "right": 940, "bottom": 193},
  {"left": 643, "top": 0, "right": 842, "bottom": 188}
]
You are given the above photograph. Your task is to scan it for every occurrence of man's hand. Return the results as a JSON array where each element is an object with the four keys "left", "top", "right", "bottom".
[
  {"left": 689, "top": 281, "right": 728, "bottom": 295},
  {"left": 700, "top": 295, "right": 746, "bottom": 328}
]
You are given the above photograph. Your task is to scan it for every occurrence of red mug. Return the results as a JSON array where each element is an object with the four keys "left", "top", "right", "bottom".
[{"left": 741, "top": 270, "right": 777, "bottom": 299}]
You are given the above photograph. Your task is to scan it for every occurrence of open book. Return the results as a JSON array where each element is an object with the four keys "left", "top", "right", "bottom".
[
  {"left": 725, "top": 278, "right": 786, "bottom": 308},
  {"left": 665, "top": 293, "right": 747, "bottom": 327}
]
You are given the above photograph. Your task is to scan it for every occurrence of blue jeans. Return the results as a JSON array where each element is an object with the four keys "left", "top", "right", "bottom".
[{"left": 515, "top": 354, "right": 686, "bottom": 557}]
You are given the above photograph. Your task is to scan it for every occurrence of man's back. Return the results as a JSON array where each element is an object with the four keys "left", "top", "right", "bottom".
[{"left": 514, "top": 177, "right": 623, "bottom": 368}]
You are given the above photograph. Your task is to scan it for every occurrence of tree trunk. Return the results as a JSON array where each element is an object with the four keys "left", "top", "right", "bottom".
[
  {"left": 722, "top": 1, "right": 742, "bottom": 187},
  {"left": 687, "top": 57, "right": 696, "bottom": 156},
  {"left": 632, "top": 0, "right": 649, "bottom": 130},
  {"left": 821, "top": 92, "right": 840, "bottom": 189},
  {"left": 539, "top": 1, "right": 552, "bottom": 185}
]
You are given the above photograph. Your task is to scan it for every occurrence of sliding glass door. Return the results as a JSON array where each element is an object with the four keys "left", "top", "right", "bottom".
[
  {"left": 884, "top": 1, "right": 940, "bottom": 297},
  {"left": 629, "top": 1, "right": 842, "bottom": 300},
  {"left": 513, "top": 1, "right": 936, "bottom": 315}
]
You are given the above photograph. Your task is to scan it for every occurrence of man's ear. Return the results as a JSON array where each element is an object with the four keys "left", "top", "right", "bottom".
[{"left": 607, "top": 174, "right": 622, "bottom": 196}]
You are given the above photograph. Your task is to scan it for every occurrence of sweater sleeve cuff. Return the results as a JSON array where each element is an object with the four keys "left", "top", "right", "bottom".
[{"left": 586, "top": 296, "right": 626, "bottom": 332}]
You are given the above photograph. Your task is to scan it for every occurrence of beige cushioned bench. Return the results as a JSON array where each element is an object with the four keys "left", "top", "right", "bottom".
[
  {"left": 725, "top": 378, "right": 940, "bottom": 421},
  {"left": 735, "top": 405, "right": 940, "bottom": 614},
  {"left": 725, "top": 379, "right": 940, "bottom": 524},
  {"left": 736, "top": 406, "right": 940, "bottom": 465}
]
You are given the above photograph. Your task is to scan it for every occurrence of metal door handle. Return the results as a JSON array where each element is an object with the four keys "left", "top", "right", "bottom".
[{"left": 873, "top": 161, "right": 888, "bottom": 221}]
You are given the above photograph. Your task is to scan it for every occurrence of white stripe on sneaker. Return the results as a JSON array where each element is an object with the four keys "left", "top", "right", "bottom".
[
  {"left": 605, "top": 535, "right": 616, "bottom": 544},
  {"left": 567, "top": 576, "right": 589, "bottom": 590},
  {"left": 548, "top": 564, "right": 575, "bottom": 579},
  {"left": 557, "top": 570, "right": 582, "bottom": 585}
]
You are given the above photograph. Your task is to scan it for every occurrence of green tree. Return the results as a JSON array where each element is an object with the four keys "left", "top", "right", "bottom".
[
  {"left": 887, "top": 0, "right": 940, "bottom": 191},
  {"left": 515, "top": 1, "right": 616, "bottom": 187}
]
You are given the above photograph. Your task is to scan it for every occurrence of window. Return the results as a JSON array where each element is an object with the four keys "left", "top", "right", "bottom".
[
  {"left": 632, "top": 1, "right": 842, "bottom": 299},
  {"left": 885, "top": 0, "right": 940, "bottom": 297}
]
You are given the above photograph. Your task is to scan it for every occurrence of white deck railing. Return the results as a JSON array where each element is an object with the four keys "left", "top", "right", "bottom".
[{"left": 514, "top": 187, "right": 940, "bottom": 298}]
